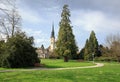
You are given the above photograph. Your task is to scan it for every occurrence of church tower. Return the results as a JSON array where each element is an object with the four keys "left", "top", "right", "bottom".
[{"left": 50, "top": 23, "right": 55, "bottom": 52}]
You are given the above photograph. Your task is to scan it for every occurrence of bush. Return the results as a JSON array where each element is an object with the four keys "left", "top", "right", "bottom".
[
  {"left": 95, "top": 57, "right": 117, "bottom": 62},
  {"left": 0, "top": 32, "right": 40, "bottom": 68},
  {"left": 49, "top": 52, "right": 60, "bottom": 59},
  {"left": 117, "top": 56, "right": 120, "bottom": 62}
]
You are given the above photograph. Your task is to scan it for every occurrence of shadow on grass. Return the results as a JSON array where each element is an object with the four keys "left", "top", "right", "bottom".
[{"left": 44, "top": 65, "right": 63, "bottom": 68}]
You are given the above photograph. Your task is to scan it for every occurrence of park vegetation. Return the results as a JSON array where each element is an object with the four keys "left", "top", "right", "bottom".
[
  {"left": 0, "top": 0, "right": 120, "bottom": 69},
  {"left": 0, "top": 0, "right": 40, "bottom": 68},
  {"left": 55, "top": 4, "right": 120, "bottom": 62},
  {"left": 96, "top": 33, "right": 120, "bottom": 62},
  {"left": 82, "top": 31, "right": 100, "bottom": 61},
  {"left": 0, "top": 32, "right": 40, "bottom": 68},
  {"left": 56, "top": 5, "right": 78, "bottom": 62},
  {"left": 55, "top": 5, "right": 120, "bottom": 62},
  {"left": 0, "top": 61, "right": 120, "bottom": 82},
  {"left": 78, "top": 31, "right": 120, "bottom": 62}
]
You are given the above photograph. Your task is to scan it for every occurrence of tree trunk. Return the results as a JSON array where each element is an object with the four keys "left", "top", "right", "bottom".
[
  {"left": 64, "top": 56, "right": 68, "bottom": 62},
  {"left": 118, "top": 56, "right": 120, "bottom": 63}
]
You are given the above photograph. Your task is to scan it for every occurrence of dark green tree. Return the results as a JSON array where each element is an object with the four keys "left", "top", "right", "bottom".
[
  {"left": 84, "top": 39, "right": 90, "bottom": 60},
  {"left": 78, "top": 48, "right": 84, "bottom": 59},
  {"left": 0, "top": 32, "right": 40, "bottom": 68},
  {"left": 0, "top": 40, "right": 5, "bottom": 54},
  {"left": 0, "top": 40, "right": 5, "bottom": 66},
  {"left": 56, "top": 5, "right": 78, "bottom": 62},
  {"left": 83, "top": 31, "right": 99, "bottom": 60}
]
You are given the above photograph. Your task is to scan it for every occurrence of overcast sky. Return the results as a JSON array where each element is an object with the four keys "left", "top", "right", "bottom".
[{"left": 17, "top": 0, "right": 120, "bottom": 49}]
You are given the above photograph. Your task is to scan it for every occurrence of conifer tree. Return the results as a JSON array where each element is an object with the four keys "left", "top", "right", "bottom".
[
  {"left": 56, "top": 5, "right": 78, "bottom": 62},
  {"left": 84, "top": 31, "right": 99, "bottom": 60},
  {"left": 84, "top": 39, "right": 89, "bottom": 60}
]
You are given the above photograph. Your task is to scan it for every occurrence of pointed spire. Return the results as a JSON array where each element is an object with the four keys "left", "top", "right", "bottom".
[
  {"left": 41, "top": 44, "right": 44, "bottom": 50},
  {"left": 51, "top": 23, "right": 55, "bottom": 38}
]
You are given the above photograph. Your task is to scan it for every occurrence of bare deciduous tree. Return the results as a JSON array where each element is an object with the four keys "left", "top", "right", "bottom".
[
  {"left": 0, "top": 0, "right": 21, "bottom": 39},
  {"left": 106, "top": 33, "right": 120, "bottom": 62}
]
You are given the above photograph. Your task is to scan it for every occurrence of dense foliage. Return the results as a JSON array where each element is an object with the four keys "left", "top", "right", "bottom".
[
  {"left": 56, "top": 5, "right": 78, "bottom": 62},
  {"left": 80, "top": 31, "right": 100, "bottom": 60},
  {"left": 0, "top": 32, "right": 40, "bottom": 68}
]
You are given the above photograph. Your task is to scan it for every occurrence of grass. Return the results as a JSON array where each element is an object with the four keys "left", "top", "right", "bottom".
[
  {"left": 0, "top": 59, "right": 93, "bottom": 70},
  {"left": 41, "top": 59, "right": 94, "bottom": 68},
  {"left": 0, "top": 59, "right": 120, "bottom": 82}
]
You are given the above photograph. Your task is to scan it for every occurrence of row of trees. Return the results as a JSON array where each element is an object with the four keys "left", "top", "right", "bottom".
[
  {"left": 0, "top": 0, "right": 40, "bottom": 68},
  {"left": 78, "top": 32, "right": 120, "bottom": 62}
]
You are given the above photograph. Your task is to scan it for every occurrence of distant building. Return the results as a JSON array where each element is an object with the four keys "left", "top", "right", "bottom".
[
  {"left": 0, "top": 34, "right": 7, "bottom": 42},
  {"left": 36, "top": 45, "right": 49, "bottom": 58},
  {"left": 36, "top": 24, "right": 56, "bottom": 58}
]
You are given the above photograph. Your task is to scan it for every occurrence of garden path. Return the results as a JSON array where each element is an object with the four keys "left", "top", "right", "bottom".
[{"left": 0, "top": 63, "right": 104, "bottom": 73}]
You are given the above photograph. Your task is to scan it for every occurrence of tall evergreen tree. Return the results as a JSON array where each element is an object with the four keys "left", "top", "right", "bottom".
[
  {"left": 56, "top": 5, "right": 78, "bottom": 62},
  {"left": 84, "top": 31, "right": 99, "bottom": 60}
]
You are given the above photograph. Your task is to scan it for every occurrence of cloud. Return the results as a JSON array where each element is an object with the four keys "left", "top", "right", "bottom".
[
  {"left": 71, "top": 9, "right": 120, "bottom": 48},
  {"left": 19, "top": 8, "right": 44, "bottom": 24},
  {"left": 22, "top": 28, "right": 50, "bottom": 48},
  {"left": 0, "top": 3, "right": 7, "bottom": 9},
  {"left": 72, "top": 10, "right": 120, "bottom": 33}
]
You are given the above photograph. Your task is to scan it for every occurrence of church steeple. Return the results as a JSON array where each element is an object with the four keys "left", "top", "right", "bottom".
[
  {"left": 51, "top": 23, "right": 55, "bottom": 38},
  {"left": 50, "top": 23, "right": 55, "bottom": 52}
]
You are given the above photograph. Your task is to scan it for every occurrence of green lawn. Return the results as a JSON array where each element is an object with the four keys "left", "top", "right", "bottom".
[
  {"left": 0, "top": 59, "right": 120, "bottom": 82},
  {"left": 41, "top": 59, "right": 94, "bottom": 68},
  {"left": 0, "top": 59, "right": 93, "bottom": 70}
]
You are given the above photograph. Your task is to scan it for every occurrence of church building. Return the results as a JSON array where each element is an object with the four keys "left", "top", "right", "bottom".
[{"left": 36, "top": 24, "right": 56, "bottom": 58}]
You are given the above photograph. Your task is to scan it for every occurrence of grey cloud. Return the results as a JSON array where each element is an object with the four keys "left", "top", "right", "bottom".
[
  {"left": 58, "top": 0, "right": 120, "bottom": 15},
  {"left": 19, "top": 0, "right": 120, "bottom": 17}
]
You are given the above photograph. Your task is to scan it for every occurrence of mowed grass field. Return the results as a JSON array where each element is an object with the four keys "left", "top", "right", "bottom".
[
  {"left": 0, "top": 59, "right": 120, "bottom": 82},
  {"left": 41, "top": 59, "right": 94, "bottom": 68}
]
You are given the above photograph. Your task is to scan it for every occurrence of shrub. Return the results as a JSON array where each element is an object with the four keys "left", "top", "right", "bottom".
[
  {"left": 95, "top": 57, "right": 117, "bottom": 62},
  {"left": 0, "top": 32, "right": 40, "bottom": 68}
]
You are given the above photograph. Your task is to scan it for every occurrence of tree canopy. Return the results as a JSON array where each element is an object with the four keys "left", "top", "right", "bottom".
[
  {"left": 56, "top": 5, "right": 78, "bottom": 62},
  {"left": 83, "top": 31, "right": 99, "bottom": 60}
]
